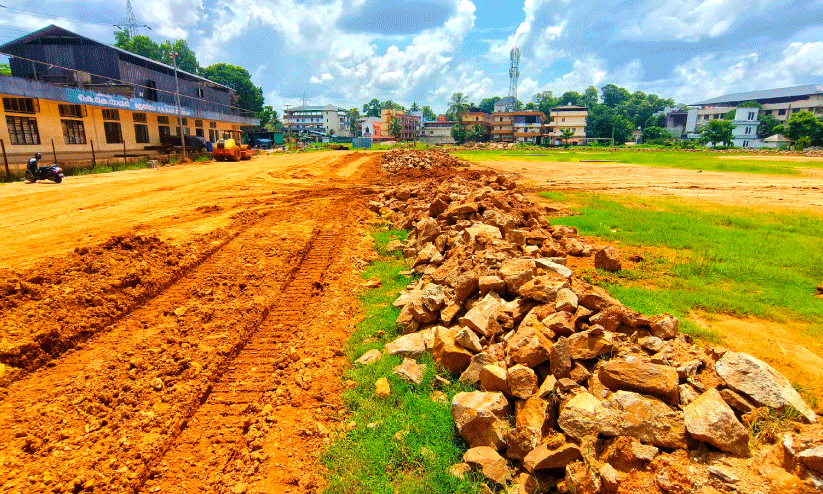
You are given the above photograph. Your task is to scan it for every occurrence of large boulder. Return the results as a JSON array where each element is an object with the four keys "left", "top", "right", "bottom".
[
  {"left": 499, "top": 259, "right": 537, "bottom": 294},
  {"left": 524, "top": 443, "right": 582, "bottom": 472},
  {"left": 451, "top": 391, "right": 511, "bottom": 449},
  {"left": 599, "top": 391, "right": 687, "bottom": 450},
  {"left": 480, "top": 365, "right": 511, "bottom": 395},
  {"left": 558, "top": 392, "right": 604, "bottom": 440},
  {"left": 459, "top": 293, "right": 503, "bottom": 338},
  {"left": 464, "top": 446, "right": 511, "bottom": 485},
  {"left": 506, "top": 324, "right": 552, "bottom": 367},
  {"left": 432, "top": 326, "right": 473, "bottom": 374},
  {"left": 650, "top": 315, "right": 679, "bottom": 340},
  {"left": 598, "top": 356, "right": 679, "bottom": 403},
  {"left": 715, "top": 352, "right": 817, "bottom": 423},
  {"left": 567, "top": 328, "right": 619, "bottom": 360},
  {"left": 517, "top": 273, "right": 569, "bottom": 303},
  {"left": 384, "top": 332, "right": 426, "bottom": 358},
  {"left": 416, "top": 218, "right": 441, "bottom": 245},
  {"left": 594, "top": 246, "right": 621, "bottom": 272},
  {"left": 507, "top": 364, "right": 538, "bottom": 399},
  {"left": 798, "top": 445, "right": 823, "bottom": 474},
  {"left": 683, "top": 388, "right": 749, "bottom": 457}
]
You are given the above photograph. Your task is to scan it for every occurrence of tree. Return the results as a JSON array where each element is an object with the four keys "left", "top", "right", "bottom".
[
  {"left": 723, "top": 109, "right": 736, "bottom": 120},
  {"left": 586, "top": 104, "right": 634, "bottom": 145},
  {"left": 362, "top": 99, "right": 381, "bottom": 118},
  {"left": 738, "top": 101, "right": 763, "bottom": 109},
  {"left": 380, "top": 100, "right": 404, "bottom": 111},
  {"left": 466, "top": 124, "right": 489, "bottom": 143},
  {"left": 778, "top": 111, "right": 823, "bottom": 147},
  {"left": 201, "top": 64, "right": 264, "bottom": 114},
  {"left": 0, "top": 63, "right": 10, "bottom": 76},
  {"left": 479, "top": 96, "right": 501, "bottom": 114},
  {"left": 582, "top": 86, "right": 599, "bottom": 107},
  {"left": 451, "top": 123, "right": 467, "bottom": 144},
  {"left": 348, "top": 108, "right": 361, "bottom": 136},
  {"left": 448, "top": 93, "right": 470, "bottom": 120},
  {"left": 644, "top": 114, "right": 666, "bottom": 129},
  {"left": 160, "top": 39, "right": 200, "bottom": 74},
  {"left": 114, "top": 30, "right": 164, "bottom": 61},
  {"left": 258, "top": 106, "right": 275, "bottom": 130},
  {"left": 422, "top": 106, "right": 436, "bottom": 121},
  {"left": 389, "top": 117, "right": 402, "bottom": 140},
  {"left": 410, "top": 102, "right": 420, "bottom": 112},
  {"left": 601, "top": 84, "right": 631, "bottom": 108},
  {"left": 641, "top": 126, "right": 674, "bottom": 144},
  {"left": 699, "top": 119, "right": 735, "bottom": 147},
  {"left": 560, "top": 128, "right": 575, "bottom": 146},
  {"left": 559, "top": 91, "right": 582, "bottom": 106},
  {"left": 757, "top": 114, "right": 780, "bottom": 139}
]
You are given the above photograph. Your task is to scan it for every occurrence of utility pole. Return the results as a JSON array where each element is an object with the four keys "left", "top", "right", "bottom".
[{"left": 170, "top": 51, "right": 187, "bottom": 161}]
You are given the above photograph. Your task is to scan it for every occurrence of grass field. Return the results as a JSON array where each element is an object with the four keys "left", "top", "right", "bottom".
[
  {"left": 454, "top": 149, "right": 821, "bottom": 175},
  {"left": 539, "top": 191, "right": 823, "bottom": 408},
  {"left": 322, "top": 226, "right": 482, "bottom": 494}
]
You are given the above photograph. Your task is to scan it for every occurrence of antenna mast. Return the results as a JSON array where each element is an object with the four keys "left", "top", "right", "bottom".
[{"left": 508, "top": 46, "right": 520, "bottom": 112}]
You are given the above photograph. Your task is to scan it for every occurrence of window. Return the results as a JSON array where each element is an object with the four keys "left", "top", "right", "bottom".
[
  {"left": 61, "top": 119, "right": 86, "bottom": 144},
  {"left": 159, "top": 125, "right": 170, "bottom": 138},
  {"left": 195, "top": 128, "right": 204, "bottom": 138},
  {"left": 209, "top": 129, "right": 217, "bottom": 141},
  {"left": 209, "top": 122, "right": 216, "bottom": 128},
  {"left": 6, "top": 116, "right": 40, "bottom": 145},
  {"left": 793, "top": 108, "right": 800, "bottom": 113},
  {"left": 59, "top": 104, "right": 85, "bottom": 118},
  {"left": 3, "top": 97, "right": 38, "bottom": 114},
  {"left": 102, "top": 109, "right": 119, "bottom": 121},
  {"left": 133, "top": 112, "right": 147, "bottom": 123},
  {"left": 778, "top": 109, "right": 786, "bottom": 116},
  {"left": 195, "top": 120, "right": 203, "bottom": 127},
  {"left": 745, "top": 126, "right": 751, "bottom": 134},
  {"left": 145, "top": 80, "right": 158, "bottom": 101},
  {"left": 743, "top": 141, "right": 749, "bottom": 147},
  {"left": 764, "top": 110, "right": 772, "bottom": 115},
  {"left": 197, "top": 88, "right": 204, "bottom": 98},
  {"left": 184, "top": 127, "right": 190, "bottom": 135},
  {"left": 104, "top": 121, "right": 123, "bottom": 144},
  {"left": 181, "top": 118, "right": 188, "bottom": 126},
  {"left": 157, "top": 115, "right": 170, "bottom": 124},
  {"left": 748, "top": 112, "right": 755, "bottom": 120},
  {"left": 134, "top": 124, "right": 150, "bottom": 143}
]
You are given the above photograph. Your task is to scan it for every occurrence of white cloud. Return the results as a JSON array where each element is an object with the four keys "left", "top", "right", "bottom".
[{"left": 782, "top": 41, "right": 823, "bottom": 76}]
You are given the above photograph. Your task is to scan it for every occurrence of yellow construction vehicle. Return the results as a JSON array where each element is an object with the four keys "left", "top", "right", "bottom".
[{"left": 212, "top": 131, "right": 253, "bottom": 161}]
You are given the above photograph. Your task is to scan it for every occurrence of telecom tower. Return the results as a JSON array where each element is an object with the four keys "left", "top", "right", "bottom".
[{"left": 507, "top": 46, "right": 521, "bottom": 112}]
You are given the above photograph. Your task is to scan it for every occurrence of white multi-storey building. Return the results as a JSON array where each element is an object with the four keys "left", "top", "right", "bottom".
[{"left": 283, "top": 105, "right": 350, "bottom": 136}]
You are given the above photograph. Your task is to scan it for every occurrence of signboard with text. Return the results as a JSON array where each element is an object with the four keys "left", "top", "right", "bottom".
[{"left": 65, "top": 88, "right": 193, "bottom": 117}]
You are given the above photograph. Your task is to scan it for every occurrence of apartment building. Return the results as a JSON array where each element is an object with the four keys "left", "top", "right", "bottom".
[
  {"left": 491, "top": 111, "right": 546, "bottom": 144},
  {"left": 545, "top": 105, "right": 589, "bottom": 144},
  {"left": 283, "top": 105, "right": 349, "bottom": 136},
  {"left": 420, "top": 121, "right": 456, "bottom": 145},
  {"left": 0, "top": 25, "right": 259, "bottom": 163},
  {"left": 461, "top": 111, "right": 493, "bottom": 131},
  {"left": 380, "top": 109, "right": 421, "bottom": 140}
]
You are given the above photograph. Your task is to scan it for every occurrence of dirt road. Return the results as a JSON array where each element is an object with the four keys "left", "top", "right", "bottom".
[
  {"left": 0, "top": 151, "right": 380, "bottom": 493},
  {"left": 468, "top": 158, "right": 823, "bottom": 211}
]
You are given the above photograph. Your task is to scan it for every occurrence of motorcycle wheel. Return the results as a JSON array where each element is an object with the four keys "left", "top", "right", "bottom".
[
  {"left": 53, "top": 175, "right": 63, "bottom": 184},
  {"left": 24, "top": 171, "right": 35, "bottom": 183}
]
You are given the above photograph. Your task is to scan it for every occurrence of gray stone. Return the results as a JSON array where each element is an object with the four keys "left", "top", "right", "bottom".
[
  {"left": 683, "top": 388, "right": 749, "bottom": 457},
  {"left": 715, "top": 351, "right": 817, "bottom": 423},
  {"left": 384, "top": 332, "right": 426, "bottom": 358}
]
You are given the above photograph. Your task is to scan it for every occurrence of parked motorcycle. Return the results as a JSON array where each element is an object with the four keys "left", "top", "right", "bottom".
[
  {"left": 24, "top": 153, "right": 64, "bottom": 183},
  {"left": 25, "top": 164, "right": 64, "bottom": 183}
]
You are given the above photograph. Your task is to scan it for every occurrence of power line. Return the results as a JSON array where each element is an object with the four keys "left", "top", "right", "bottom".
[{"left": 0, "top": 4, "right": 124, "bottom": 27}]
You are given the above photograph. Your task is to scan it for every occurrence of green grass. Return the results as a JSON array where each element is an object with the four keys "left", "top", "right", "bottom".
[
  {"left": 322, "top": 226, "right": 483, "bottom": 494},
  {"left": 455, "top": 149, "right": 821, "bottom": 175},
  {"left": 540, "top": 191, "right": 823, "bottom": 348},
  {"left": 65, "top": 160, "right": 149, "bottom": 176}
]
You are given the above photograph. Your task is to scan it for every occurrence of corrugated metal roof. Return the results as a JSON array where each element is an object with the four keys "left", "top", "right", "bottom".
[
  {"left": 0, "top": 25, "right": 232, "bottom": 90},
  {"left": 692, "top": 85, "right": 823, "bottom": 106}
]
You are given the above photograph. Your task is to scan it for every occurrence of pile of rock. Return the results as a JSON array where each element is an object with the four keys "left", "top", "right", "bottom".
[
  {"left": 365, "top": 150, "right": 821, "bottom": 493},
  {"left": 381, "top": 149, "right": 467, "bottom": 172}
]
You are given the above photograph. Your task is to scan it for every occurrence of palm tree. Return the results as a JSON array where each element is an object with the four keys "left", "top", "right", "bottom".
[{"left": 449, "top": 93, "right": 470, "bottom": 119}]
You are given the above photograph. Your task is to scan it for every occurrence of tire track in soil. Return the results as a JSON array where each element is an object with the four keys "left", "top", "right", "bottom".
[
  {"left": 139, "top": 206, "right": 352, "bottom": 493},
  {"left": 0, "top": 193, "right": 352, "bottom": 494}
]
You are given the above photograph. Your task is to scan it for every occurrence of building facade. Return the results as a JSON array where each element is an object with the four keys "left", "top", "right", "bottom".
[
  {"left": 380, "top": 109, "right": 421, "bottom": 140},
  {"left": 0, "top": 25, "right": 259, "bottom": 163},
  {"left": 283, "top": 105, "right": 349, "bottom": 137},
  {"left": 361, "top": 117, "right": 381, "bottom": 138},
  {"left": 731, "top": 107, "right": 761, "bottom": 148},
  {"left": 420, "top": 121, "right": 456, "bottom": 145},
  {"left": 545, "top": 105, "right": 588, "bottom": 144}
]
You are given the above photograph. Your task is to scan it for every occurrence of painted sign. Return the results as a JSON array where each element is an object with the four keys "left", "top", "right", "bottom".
[{"left": 65, "top": 88, "right": 192, "bottom": 117}]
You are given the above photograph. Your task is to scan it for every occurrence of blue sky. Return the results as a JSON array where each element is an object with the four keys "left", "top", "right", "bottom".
[{"left": 1, "top": 0, "right": 822, "bottom": 114}]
